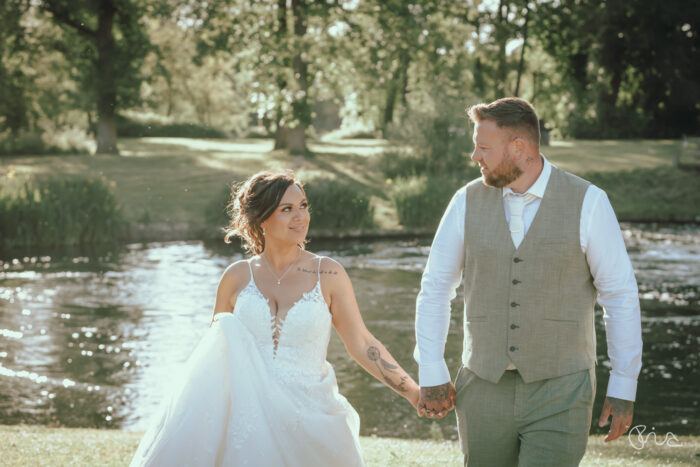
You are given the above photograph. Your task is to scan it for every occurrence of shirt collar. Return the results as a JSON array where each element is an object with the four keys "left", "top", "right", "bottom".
[{"left": 502, "top": 154, "right": 551, "bottom": 199}]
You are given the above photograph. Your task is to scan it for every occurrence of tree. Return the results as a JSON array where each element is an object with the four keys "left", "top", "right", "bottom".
[
  {"left": 0, "top": 0, "right": 32, "bottom": 135},
  {"left": 191, "top": 0, "right": 346, "bottom": 154},
  {"left": 39, "top": 0, "right": 155, "bottom": 154},
  {"left": 535, "top": 0, "right": 700, "bottom": 138}
]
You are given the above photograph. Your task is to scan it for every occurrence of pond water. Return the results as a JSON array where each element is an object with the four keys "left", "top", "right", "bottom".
[{"left": 0, "top": 224, "right": 698, "bottom": 440}]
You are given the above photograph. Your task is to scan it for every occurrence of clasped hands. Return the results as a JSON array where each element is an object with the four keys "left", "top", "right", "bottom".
[
  {"left": 415, "top": 382, "right": 456, "bottom": 419},
  {"left": 413, "top": 384, "right": 635, "bottom": 444}
]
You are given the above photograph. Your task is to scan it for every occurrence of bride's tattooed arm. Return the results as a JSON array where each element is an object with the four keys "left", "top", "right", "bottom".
[
  {"left": 366, "top": 345, "right": 408, "bottom": 392},
  {"left": 322, "top": 256, "right": 420, "bottom": 409}
]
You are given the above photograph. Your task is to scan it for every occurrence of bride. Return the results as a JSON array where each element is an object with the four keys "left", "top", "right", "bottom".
[{"left": 130, "top": 170, "right": 420, "bottom": 466}]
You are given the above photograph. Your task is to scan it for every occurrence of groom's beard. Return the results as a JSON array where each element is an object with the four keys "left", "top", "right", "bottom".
[{"left": 483, "top": 152, "right": 523, "bottom": 188}]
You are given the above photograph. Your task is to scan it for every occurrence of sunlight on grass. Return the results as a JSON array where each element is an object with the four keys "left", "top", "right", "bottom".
[
  {"left": 1, "top": 137, "right": 694, "bottom": 231},
  {"left": 0, "top": 425, "right": 697, "bottom": 466},
  {"left": 545, "top": 139, "right": 677, "bottom": 174}
]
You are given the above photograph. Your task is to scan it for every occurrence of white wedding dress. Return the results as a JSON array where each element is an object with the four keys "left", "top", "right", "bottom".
[{"left": 130, "top": 258, "right": 365, "bottom": 466}]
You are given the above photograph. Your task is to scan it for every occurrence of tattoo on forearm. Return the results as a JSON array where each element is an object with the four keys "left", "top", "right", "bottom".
[
  {"left": 380, "top": 358, "right": 398, "bottom": 370},
  {"left": 423, "top": 384, "right": 451, "bottom": 402},
  {"left": 366, "top": 345, "right": 407, "bottom": 392}
]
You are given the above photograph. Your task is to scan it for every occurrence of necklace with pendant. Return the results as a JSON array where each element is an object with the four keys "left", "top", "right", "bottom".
[{"left": 261, "top": 249, "right": 300, "bottom": 285}]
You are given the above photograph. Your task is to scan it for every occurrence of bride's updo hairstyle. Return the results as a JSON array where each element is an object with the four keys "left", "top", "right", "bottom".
[{"left": 224, "top": 170, "right": 306, "bottom": 255}]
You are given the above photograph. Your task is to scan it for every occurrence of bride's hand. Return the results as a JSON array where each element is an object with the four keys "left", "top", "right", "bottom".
[{"left": 407, "top": 384, "right": 420, "bottom": 410}]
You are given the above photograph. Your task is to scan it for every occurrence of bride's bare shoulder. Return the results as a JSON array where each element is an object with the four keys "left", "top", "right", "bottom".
[
  {"left": 317, "top": 256, "right": 351, "bottom": 290},
  {"left": 220, "top": 259, "right": 253, "bottom": 288},
  {"left": 317, "top": 256, "right": 345, "bottom": 273}
]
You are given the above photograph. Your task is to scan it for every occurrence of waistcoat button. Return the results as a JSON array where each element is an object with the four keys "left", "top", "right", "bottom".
[
  {"left": 510, "top": 324, "right": 519, "bottom": 329},
  {"left": 510, "top": 346, "right": 517, "bottom": 351},
  {"left": 513, "top": 257, "right": 523, "bottom": 263},
  {"left": 511, "top": 302, "right": 519, "bottom": 307},
  {"left": 512, "top": 279, "right": 521, "bottom": 285}
]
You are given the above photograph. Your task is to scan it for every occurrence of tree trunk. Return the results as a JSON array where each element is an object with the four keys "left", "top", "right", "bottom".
[
  {"left": 531, "top": 71, "right": 539, "bottom": 104},
  {"left": 272, "top": 0, "right": 309, "bottom": 154},
  {"left": 494, "top": 1, "right": 508, "bottom": 98},
  {"left": 399, "top": 49, "right": 410, "bottom": 107},
  {"left": 95, "top": 1, "right": 118, "bottom": 154},
  {"left": 274, "top": 107, "right": 285, "bottom": 150},
  {"left": 382, "top": 80, "right": 398, "bottom": 137},
  {"left": 287, "top": 0, "right": 309, "bottom": 155},
  {"left": 514, "top": 6, "right": 529, "bottom": 97}
]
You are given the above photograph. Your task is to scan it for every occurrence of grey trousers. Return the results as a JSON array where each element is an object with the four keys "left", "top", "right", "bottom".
[{"left": 454, "top": 367, "right": 596, "bottom": 467}]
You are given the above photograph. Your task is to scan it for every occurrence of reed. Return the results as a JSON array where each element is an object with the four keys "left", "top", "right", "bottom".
[{"left": 0, "top": 178, "right": 126, "bottom": 249}]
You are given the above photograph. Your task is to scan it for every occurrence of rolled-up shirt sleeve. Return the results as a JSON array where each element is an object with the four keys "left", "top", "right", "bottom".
[
  {"left": 414, "top": 187, "right": 466, "bottom": 387},
  {"left": 582, "top": 187, "right": 643, "bottom": 401}
]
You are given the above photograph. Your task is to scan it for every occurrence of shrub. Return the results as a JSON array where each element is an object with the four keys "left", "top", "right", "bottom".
[
  {"left": 390, "top": 175, "right": 465, "bottom": 229},
  {"left": 0, "top": 131, "right": 90, "bottom": 156},
  {"left": 116, "top": 115, "right": 229, "bottom": 139},
  {"left": 386, "top": 96, "right": 473, "bottom": 176},
  {"left": 584, "top": 166, "right": 700, "bottom": 222},
  {"left": 206, "top": 178, "right": 375, "bottom": 235},
  {"left": 378, "top": 149, "right": 429, "bottom": 179},
  {"left": 0, "top": 178, "right": 126, "bottom": 249},
  {"left": 304, "top": 178, "right": 375, "bottom": 230}
]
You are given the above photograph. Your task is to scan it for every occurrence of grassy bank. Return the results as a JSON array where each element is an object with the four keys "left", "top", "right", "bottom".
[
  {"left": 0, "top": 137, "right": 696, "bottom": 245},
  {"left": 1, "top": 425, "right": 698, "bottom": 466}
]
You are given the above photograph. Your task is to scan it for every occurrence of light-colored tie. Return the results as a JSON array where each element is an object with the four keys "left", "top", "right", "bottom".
[{"left": 508, "top": 194, "right": 525, "bottom": 249}]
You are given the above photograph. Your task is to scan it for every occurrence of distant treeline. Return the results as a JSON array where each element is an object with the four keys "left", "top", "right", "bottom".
[{"left": 1, "top": 0, "right": 698, "bottom": 156}]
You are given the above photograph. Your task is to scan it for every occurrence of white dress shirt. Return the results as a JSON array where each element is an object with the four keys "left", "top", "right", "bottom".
[{"left": 414, "top": 156, "right": 643, "bottom": 401}]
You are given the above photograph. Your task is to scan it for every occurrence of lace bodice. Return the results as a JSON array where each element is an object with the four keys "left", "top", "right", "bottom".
[
  {"left": 131, "top": 255, "right": 365, "bottom": 467},
  {"left": 232, "top": 257, "right": 333, "bottom": 382}
]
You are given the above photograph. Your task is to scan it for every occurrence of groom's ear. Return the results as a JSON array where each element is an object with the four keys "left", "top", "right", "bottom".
[{"left": 509, "top": 136, "right": 525, "bottom": 159}]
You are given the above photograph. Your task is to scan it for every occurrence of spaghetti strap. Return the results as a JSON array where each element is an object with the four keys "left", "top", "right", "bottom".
[
  {"left": 246, "top": 257, "right": 255, "bottom": 283},
  {"left": 317, "top": 256, "right": 323, "bottom": 282}
]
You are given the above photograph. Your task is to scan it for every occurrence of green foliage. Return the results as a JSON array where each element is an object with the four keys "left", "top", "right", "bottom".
[
  {"left": 0, "top": 130, "right": 90, "bottom": 156},
  {"left": 0, "top": 0, "right": 32, "bottom": 135},
  {"left": 207, "top": 178, "right": 375, "bottom": 233},
  {"left": 378, "top": 150, "right": 429, "bottom": 179},
  {"left": 303, "top": 179, "right": 375, "bottom": 230},
  {"left": 0, "top": 178, "right": 126, "bottom": 249},
  {"left": 116, "top": 115, "right": 228, "bottom": 139},
  {"left": 535, "top": 0, "right": 700, "bottom": 138},
  {"left": 386, "top": 94, "right": 474, "bottom": 178},
  {"left": 585, "top": 166, "right": 700, "bottom": 222},
  {"left": 390, "top": 175, "right": 465, "bottom": 229}
]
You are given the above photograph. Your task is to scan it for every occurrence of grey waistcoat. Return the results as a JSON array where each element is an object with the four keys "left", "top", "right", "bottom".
[{"left": 462, "top": 166, "right": 597, "bottom": 384}]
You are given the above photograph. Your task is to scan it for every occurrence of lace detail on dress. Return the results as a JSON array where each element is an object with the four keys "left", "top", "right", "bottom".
[
  {"left": 130, "top": 256, "right": 365, "bottom": 467},
  {"left": 234, "top": 256, "right": 332, "bottom": 373},
  {"left": 264, "top": 280, "right": 325, "bottom": 358}
]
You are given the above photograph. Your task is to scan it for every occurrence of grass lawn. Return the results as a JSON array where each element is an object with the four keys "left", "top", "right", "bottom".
[
  {"left": 0, "top": 137, "right": 696, "bottom": 238},
  {"left": 1, "top": 424, "right": 698, "bottom": 466}
]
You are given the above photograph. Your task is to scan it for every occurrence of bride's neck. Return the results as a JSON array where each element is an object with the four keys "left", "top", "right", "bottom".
[{"left": 262, "top": 243, "right": 301, "bottom": 269}]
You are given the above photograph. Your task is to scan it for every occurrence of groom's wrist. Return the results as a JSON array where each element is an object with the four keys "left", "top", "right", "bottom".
[{"left": 418, "top": 361, "right": 451, "bottom": 387}]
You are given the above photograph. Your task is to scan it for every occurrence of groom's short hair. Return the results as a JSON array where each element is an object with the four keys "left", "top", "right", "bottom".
[{"left": 467, "top": 97, "right": 540, "bottom": 146}]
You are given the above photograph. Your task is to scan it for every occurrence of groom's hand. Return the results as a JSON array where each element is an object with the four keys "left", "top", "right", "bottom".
[
  {"left": 598, "top": 396, "right": 634, "bottom": 442},
  {"left": 417, "top": 382, "right": 456, "bottom": 419}
]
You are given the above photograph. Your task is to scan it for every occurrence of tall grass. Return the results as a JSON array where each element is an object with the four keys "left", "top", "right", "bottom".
[
  {"left": 0, "top": 130, "right": 91, "bottom": 156},
  {"left": 390, "top": 176, "right": 465, "bottom": 229},
  {"left": 585, "top": 166, "right": 700, "bottom": 222},
  {"left": 116, "top": 115, "right": 229, "bottom": 139},
  {"left": 207, "top": 178, "right": 375, "bottom": 234},
  {"left": 0, "top": 178, "right": 126, "bottom": 249},
  {"left": 304, "top": 178, "right": 375, "bottom": 230}
]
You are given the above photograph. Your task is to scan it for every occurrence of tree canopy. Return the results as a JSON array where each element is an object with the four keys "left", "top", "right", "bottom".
[{"left": 1, "top": 0, "right": 697, "bottom": 155}]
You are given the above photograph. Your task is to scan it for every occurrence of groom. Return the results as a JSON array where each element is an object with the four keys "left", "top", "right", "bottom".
[{"left": 414, "top": 97, "right": 642, "bottom": 465}]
